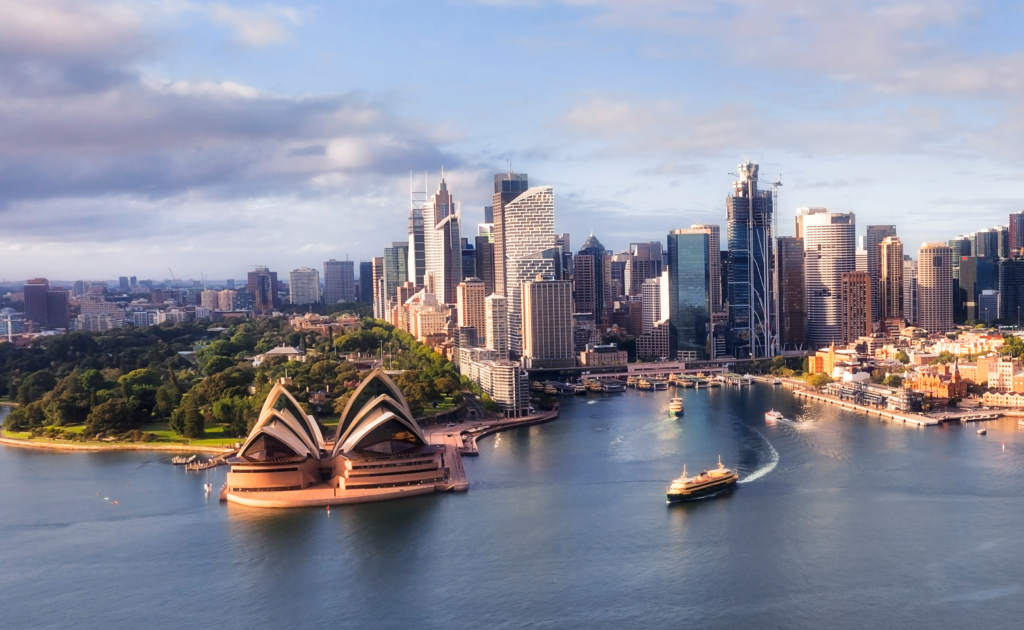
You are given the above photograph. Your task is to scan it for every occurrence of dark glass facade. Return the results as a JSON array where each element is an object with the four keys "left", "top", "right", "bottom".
[
  {"left": 777, "top": 237, "right": 806, "bottom": 349},
  {"left": 668, "top": 232, "right": 710, "bottom": 359},
  {"left": 956, "top": 256, "right": 997, "bottom": 323},
  {"left": 727, "top": 183, "right": 773, "bottom": 358},
  {"left": 359, "top": 261, "right": 373, "bottom": 303},
  {"left": 999, "top": 258, "right": 1024, "bottom": 321},
  {"left": 383, "top": 243, "right": 408, "bottom": 301}
]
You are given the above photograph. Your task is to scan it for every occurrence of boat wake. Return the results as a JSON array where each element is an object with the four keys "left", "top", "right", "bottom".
[{"left": 739, "top": 429, "right": 779, "bottom": 484}]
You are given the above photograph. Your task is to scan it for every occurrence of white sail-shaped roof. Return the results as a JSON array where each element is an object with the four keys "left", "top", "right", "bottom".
[{"left": 239, "top": 382, "right": 325, "bottom": 461}]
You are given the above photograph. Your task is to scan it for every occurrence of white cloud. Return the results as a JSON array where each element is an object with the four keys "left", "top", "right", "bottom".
[{"left": 209, "top": 4, "right": 291, "bottom": 47}]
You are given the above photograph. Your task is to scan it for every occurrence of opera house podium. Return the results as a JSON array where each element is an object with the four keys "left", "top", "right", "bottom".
[{"left": 223, "top": 369, "right": 466, "bottom": 508}]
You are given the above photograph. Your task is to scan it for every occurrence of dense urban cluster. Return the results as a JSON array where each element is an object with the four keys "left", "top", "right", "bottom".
[{"left": 7, "top": 160, "right": 1024, "bottom": 421}]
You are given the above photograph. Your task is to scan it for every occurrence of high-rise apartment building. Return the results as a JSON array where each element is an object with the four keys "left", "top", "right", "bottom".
[
  {"left": 491, "top": 171, "right": 530, "bottom": 296},
  {"left": 119, "top": 277, "right": 129, "bottom": 292},
  {"left": 359, "top": 262, "right": 373, "bottom": 303},
  {"left": 667, "top": 230, "right": 711, "bottom": 360},
  {"left": 521, "top": 278, "right": 575, "bottom": 369},
  {"left": 248, "top": 266, "right": 279, "bottom": 313},
  {"left": 727, "top": 162, "right": 775, "bottom": 358},
  {"left": 323, "top": 259, "right": 355, "bottom": 304},
  {"left": 903, "top": 255, "right": 918, "bottom": 325},
  {"left": 218, "top": 289, "right": 236, "bottom": 311},
  {"left": 485, "top": 294, "right": 509, "bottom": 360},
  {"left": 802, "top": 208, "right": 856, "bottom": 347},
  {"left": 949, "top": 235, "right": 971, "bottom": 282},
  {"left": 201, "top": 290, "right": 219, "bottom": 311},
  {"left": 879, "top": 236, "right": 904, "bottom": 323},
  {"left": 917, "top": 242, "right": 953, "bottom": 334},
  {"left": 840, "top": 271, "right": 871, "bottom": 344},
  {"left": 864, "top": 225, "right": 896, "bottom": 324},
  {"left": 289, "top": 267, "right": 321, "bottom": 306},
  {"left": 641, "top": 276, "right": 664, "bottom": 334},
  {"left": 457, "top": 278, "right": 487, "bottom": 346},
  {"left": 1010, "top": 212, "right": 1024, "bottom": 255},
  {"left": 72, "top": 280, "right": 87, "bottom": 297},
  {"left": 777, "top": 237, "right": 806, "bottom": 350}
]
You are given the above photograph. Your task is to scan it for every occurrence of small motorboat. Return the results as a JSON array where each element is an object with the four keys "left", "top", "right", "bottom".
[
  {"left": 977, "top": 428, "right": 987, "bottom": 435},
  {"left": 772, "top": 378, "right": 783, "bottom": 385},
  {"left": 765, "top": 410, "right": 784, "bottom": 423}
]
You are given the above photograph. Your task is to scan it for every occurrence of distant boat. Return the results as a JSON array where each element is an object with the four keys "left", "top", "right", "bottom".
[
  {"left": 772, "top": 378, "right": 783, "bottom": 385},
  {"left": 669, "top": 397, "right": 684, "bottom": 416},
  {"left": 765, "top": 410, "right": 784, "bottom": 423},
  {"left": 977, "top": 428, "right": 987, "bottom": 435},
  {"left": 171, "top": 455, "right": 196, "bottom": 465}
]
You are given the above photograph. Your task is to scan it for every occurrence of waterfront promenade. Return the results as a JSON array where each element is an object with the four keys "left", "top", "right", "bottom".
[{"left": 751, "top": 376, "right": 940, "bottom": 426}]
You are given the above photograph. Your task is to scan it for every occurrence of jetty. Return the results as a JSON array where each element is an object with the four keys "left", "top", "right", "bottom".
[{"left": 791, "top": 387, "right": 938, "bottom": 426}]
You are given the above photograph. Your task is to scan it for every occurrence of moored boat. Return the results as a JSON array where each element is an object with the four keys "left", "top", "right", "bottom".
[
  {"left": 666, "top": 457, "right": 738, "bottom": 503},
  {"left": 637, "top": 378, "right": 653, "bottom": 391},
  {"left": 668, "top": 397, "right": 684, "bottom": 416},
  {"left": 772, "top": 378, "right": 783, "bottom": 385},
  {"left": 626, "top": 376, "right": 638, "bottom": 387},
  {"left": 765, "top": 410, "right": 784, "bottom": 423}
]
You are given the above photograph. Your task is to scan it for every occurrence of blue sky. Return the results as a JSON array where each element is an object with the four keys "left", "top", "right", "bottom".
[{"left": 3, "top": 0, "right": 1024, "bottom": 281}]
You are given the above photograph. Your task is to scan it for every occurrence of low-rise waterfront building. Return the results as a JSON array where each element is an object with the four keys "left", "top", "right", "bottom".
[{"left": 579, "top": 343, "right": 628, "bottom": 367}]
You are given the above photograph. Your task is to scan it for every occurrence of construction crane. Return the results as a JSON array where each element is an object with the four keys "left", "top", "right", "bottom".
[{"left": 168, "top": 267, "right": 179, "bottom": 289}]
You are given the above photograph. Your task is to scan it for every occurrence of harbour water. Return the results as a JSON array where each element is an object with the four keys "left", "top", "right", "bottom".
[{"left": 2, "top": 386, "right": 1024, "bottom": 628}]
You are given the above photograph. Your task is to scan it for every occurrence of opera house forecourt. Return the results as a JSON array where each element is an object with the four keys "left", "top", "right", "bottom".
[{"left": 222, "top": 369, "right": 467, "bottom": 508}]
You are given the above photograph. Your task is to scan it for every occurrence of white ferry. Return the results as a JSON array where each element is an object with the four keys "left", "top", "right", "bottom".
[{"left": 765, "top": 410, "right": 784, "bottom": 423}]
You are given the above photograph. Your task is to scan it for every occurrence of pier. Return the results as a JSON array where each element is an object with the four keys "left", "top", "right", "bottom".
[{"left": 790, "top": 387, "right": 938, "bottom": 426}]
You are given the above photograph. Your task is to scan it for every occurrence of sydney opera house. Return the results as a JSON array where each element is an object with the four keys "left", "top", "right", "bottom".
[{"left": 222, "top": 369, "right": 466, "bottom": 508}]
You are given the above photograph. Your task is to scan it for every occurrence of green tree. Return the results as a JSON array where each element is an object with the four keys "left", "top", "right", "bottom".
[
  {"left": 882, "top": 374, "right": 903, "bottom": 387},
  {"left": 85, "top": 399, "right": 135, "bottom": 434},
  {"left": 895, "top": 351, "right": 909, "bottom": 364},
  {"left": 805, "top": 373, "right": 833, "bottom": 388},
  {"left": 16, "top": 371, "right": 57, "bottom": 405}
]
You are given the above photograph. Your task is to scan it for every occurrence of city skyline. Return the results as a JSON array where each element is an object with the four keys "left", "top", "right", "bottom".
[{"left": 5, "top": 1, "right": 1024, "bottom": 278}]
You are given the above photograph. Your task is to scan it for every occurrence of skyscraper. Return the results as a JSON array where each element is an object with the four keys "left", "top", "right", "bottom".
[
  {"left": 997, "top": 225, "right": 1010, "bottom": 258},
  {"left": 485, "top": 294, "right": 508, "bottom": 360},
  {"left": 727, "top": 162, "right": 775, "bottom": 358},
  {"left": 903, "top": 255, "right": 918, "bottom": 325},
  {"left": 384, "top": 242, "right": 409, "bottom": 306},
  {"left": 23, "top": 279, "right": 49, "bottom": 328},
  {"left": 879, "top": 236, "right": 904, "bottom": 323},
  {"left": 499, "top": 185, "right": 556, "bottom": 357},
  {"left": 247, "top": 267, "right": 280, "bottom": 312},
  {"left": 840, "top": 271, "right": 871, "bottom": 344},
  {"left": 457, "top": 278, "right": 487, "bottom": 346},
  {"left": 289, "top": 268, "right": 321, "bottom": 306},
  {"left": 641, "top": 276, "right": 663, "bottom": 335},
  {"left": 119, "top": 277, "right": 129, "bottom": 292},
  {"left": 422, "top": 176, "right": 462, "bottom": 304},
  {"left": 688, "top": 226, "right": 722, "bottom": 312},
  {"left": 371, "top": 257, "right": 385, "bottom": 319},
  {"left": 667, "top": 230, "right": 711, "bottom": 360},
  {"left": 461, "top": 239, "right": 476, "bottom": 280},
  {"left": 359, "top": 261, "right": 373, "bottom": 303},
  {"left": 323, "top": 259, "right": 355, "bottom": 304},
  {"left": 973, "top": 229, "right": 999, "bottom": 259},
  {"left": 998, "top": 258, "right": 1024, "bottom": 323},
  {"left": 801, "top": 208, "right": 856, "bottom": 347},
  {"left": 776, "top": 237, "right": 806, "bottom": 350},
  {"left": 521, "top": 277, "right": 575, "bottom": 369},
  {"left": 864, "top": 225, "right": 896, "bottom": 324},
  {"left": 957, "top": 256, "right": 997, "bottom": 322},
  {"left": 574, "top": 234, "right": 611, "bottom": 325},
  {"left": 491, "top": 171, "right": 530, "bottom": 296},
  {"left": 627, "top": 241, "right": 663, "bottom": 296},
  {"left": 408, "top": 206, "right": 426, "bottom": 288},
  {"left": 917, "top": 242, "right": 953, "bottom": 334},
  {"left": 474, "top": 235, "right": 495, "bottom": 296},
  {"left": 1010, "top": 212, "right": 1024, "bottom": 255}
]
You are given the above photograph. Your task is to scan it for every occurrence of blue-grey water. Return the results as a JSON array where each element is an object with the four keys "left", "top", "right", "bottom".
[{"left": 2, "top": 386, "right": 1023, "bottom": 629}]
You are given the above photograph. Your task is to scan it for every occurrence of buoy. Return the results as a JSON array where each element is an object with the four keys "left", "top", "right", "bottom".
[{"left": 326, "top": 506, "right": 331, "bottom": 516}]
